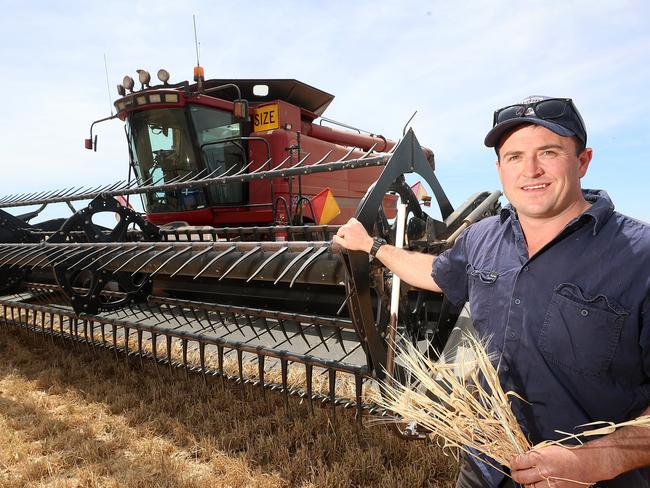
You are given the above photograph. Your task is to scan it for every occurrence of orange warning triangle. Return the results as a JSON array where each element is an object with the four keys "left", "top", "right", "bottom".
[
  {"left": 410, "top": 181, "right": 428, "bottom": 201},
  {"left": 305, "top": 188, "right": 341, "bottom": 225}
]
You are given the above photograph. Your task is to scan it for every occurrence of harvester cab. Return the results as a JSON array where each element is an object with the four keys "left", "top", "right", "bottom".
[
  {"left": 97, "top": 69, "right": 412, "bottom": 228},
  {"left": 0, "top": 66, "right": 501, "bottom": 438}
]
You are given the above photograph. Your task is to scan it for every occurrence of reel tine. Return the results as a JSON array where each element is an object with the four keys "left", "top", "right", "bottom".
[
  {"left": 257, "top": 354, "right": 266, "bottom": 400},
  {"left": 137, "top": 330, "right": 144, "bottom": 370},
  {"left": 124, "top": 327, "right": 130, "bottom": 365},
  {"left": 239, "top": 313, "right": 259, "bottom": 340},
  {"left": 96, "top": 245, "right": 139, "bottom": 270},
  {"left": 219, "top": 246, "right": 261, "bottom": 281},
  {"left": 250, "top": 158, "right": 272, "bottom": 174},
  {"left": 272, "top": 155, "right": 292, "bottom": 171},
  {"left": 50, "top": 247, "right": 91, "bottom": 268},
  {"left": 131, "top": 246, "right": 175, "bottom": 276},
  {"left": 151, "top": 245, "right": 193, "bottom": 277},
  {"left": 290, "top": 152, "right": 311, "bottom": 169},
  {"left": 182, "top": 339, "right": 189, "bottom": 381},
  {"left": 311, "top": 149, "right": 334, "bottom": 166},
  {"left": 273, "top": 247, "right": 313, "bottom": 285},
  {"left": 166, "top": 335, "right": 173, "bottom": 375},
  {"left": 289, "top": 246, "right": 328, "bottom": 288},
  {"left": 334, "top": 326, "right": 347, "bottom": 354},
  {"left": 328, "top": 369, "right": 337, "bottom": 425},
  {"left": 355, "top": 374, "right": 364, "bottom": 425},
  {"left": 336, "top": 291, "right": 352, "bottom": 316},
  {"left": 276, "top": 318, "right": 292, "bottom": 345},
  {"left": 151, "top": 333, "right": 159, "bottom": 375},
  {"left": 313, "top": 322, "right": 329, "bottom": 352},
  {"left": 250, "top": 314, "right": 274, "bottom": 341},
  {"left": 113, "top": 245, "right": 156, "bottom": 272},
  {"left": 305, "top": 363, "right": 314, "bottom": 415},
  {"left": 292, "top": 318, "right": 311, "bottom": 347},
  {"left": 80, "top": 247, "right": 124, "bottom": 271},
  {"left": 193, "top": 245, "right": 236, "bottom": 280},
  {"left": 170, "top": 245, "right": 212, "bottom": 277},
  {"left": 112, "top": 324, "right": 119, "bottom": 361},
  {"left": 199, "top": 342, "right": 207, "bottom": 385},
  {"left": 247, "top": 246, "right": 288, "bottom": 282},
  {"left": 213, "top": 310, "right": 231, "bottom": 333},
  {"left": 10, "top": 246, "right": 48, "bottom": 268},
  {"left": 260, "top": 316, "right": 278, "bottom": 343},
  {"left": 335, "top": 146, "right": 356, "bottom": 163},
  {"left": 281, "top": 357, "right": 289, "bottom": 413},
  {"left": 217, "top": 344, "right": 225, "bottom": 387},
  {"left": 68, "top": 245, "right": 109, "bottom": 269},
  {"left": 361, "top": 142, "right": 378, "bottom": 158},
  {"left": 227, "top": 312, "right": 244, "bottom": 337},
  {"left": 202, "top": 309, "right": 217, "bottom": 334},
  {"left": 89, "top": 320, "right": 96, "bottom": 351},
  {"left": 232, "top": 160, "right": 254, "bottom": 176},
  {"left": 237, "top": 349, "right": 244, "bottom": 399}
]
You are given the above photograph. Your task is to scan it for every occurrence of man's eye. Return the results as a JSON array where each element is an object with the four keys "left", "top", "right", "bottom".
[
  {"left": 506, "top": 154, "right": 521, "bottom": 162},
  {"left": 540, "top": 150, "right": 557, "bottom": 157}
]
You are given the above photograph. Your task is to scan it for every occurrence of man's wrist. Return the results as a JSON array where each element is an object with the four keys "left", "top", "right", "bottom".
[{"left": 576, "top": 440, "right": 622, "bottom": 482}]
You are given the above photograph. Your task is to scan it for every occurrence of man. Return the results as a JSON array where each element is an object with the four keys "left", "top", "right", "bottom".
[{"left": 332, "top": 96, "right": 650, "bottom": 487}]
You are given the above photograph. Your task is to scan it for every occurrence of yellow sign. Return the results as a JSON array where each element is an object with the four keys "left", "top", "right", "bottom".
[{"left": 253, "top": 104, "right": 280, "bottom": 132}]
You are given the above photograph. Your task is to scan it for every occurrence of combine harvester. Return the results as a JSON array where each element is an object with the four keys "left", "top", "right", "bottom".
[{"left": 0, "top": 66, "right": 500, "bottom": 435}]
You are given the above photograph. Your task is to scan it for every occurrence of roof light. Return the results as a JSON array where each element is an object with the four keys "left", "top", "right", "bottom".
[
  {"left": 149, "top": 94, "right": 162, "bottom": 103},
  {"left": 122, "top": 75, "right": 135, "bottom": 92},
  {"left": 157, "top": 69, "right": 170, "bottom": 84},
  {"left": 136, "top": 69, "right": 151, "bottom": 88},
  {"left": 164, "top": 93, "right": 179, "bottom": 103},
  {"left": 193, "top": 65, "right": 204, "bottom": 82},
  {"left": 253, "top": 84, "right": 269, "bottom": 97}
]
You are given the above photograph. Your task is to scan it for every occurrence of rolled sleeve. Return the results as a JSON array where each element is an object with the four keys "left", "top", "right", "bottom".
[{"left": 431, "top": 228, "right": 470, "bottom": 307}]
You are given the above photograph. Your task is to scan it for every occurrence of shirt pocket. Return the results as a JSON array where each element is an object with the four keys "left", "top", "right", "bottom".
[
  {"left": 466, "top": 263, "right": 498, "bottom": 329},
  {"left": 538, "top": 282, "right": 629, "bottom": 377}
]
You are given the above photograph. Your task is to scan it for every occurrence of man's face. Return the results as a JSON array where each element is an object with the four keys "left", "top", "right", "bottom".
[{"left": 496, "top": 125, "right": 592, "bottom": 222}]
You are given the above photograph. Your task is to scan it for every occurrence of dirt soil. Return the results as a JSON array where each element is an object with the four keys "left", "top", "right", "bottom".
[{"left": 0, "top": 327, "right": 458, "bottom": 488}]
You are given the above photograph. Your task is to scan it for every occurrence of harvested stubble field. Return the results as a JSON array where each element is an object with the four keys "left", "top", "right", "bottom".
[{"left": 0, "top": 327, "right": 458, "bottom": 488}]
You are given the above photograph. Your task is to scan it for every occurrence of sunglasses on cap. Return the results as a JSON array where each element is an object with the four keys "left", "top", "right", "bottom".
[{"left": 492, "top": 98, "right": 587, "bottom": 143}]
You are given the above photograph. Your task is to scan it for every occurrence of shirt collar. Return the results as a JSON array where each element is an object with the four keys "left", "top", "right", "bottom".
[{"left": 499, "top": 189, "right": 615, "bottom": 235}]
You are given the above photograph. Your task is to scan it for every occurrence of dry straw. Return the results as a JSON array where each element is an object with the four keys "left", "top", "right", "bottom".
[{"left": 374, "top": 333, "right": 650, "bottom": 485}]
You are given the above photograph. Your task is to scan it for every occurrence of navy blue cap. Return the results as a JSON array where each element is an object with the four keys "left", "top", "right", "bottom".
[{"left": 484, "top": 95, "right": 587, "bottom": 148}]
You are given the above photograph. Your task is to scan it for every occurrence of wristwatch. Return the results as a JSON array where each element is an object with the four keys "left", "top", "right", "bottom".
[{"left": 369, "top": 237, "right": 387, "bottom": 258}]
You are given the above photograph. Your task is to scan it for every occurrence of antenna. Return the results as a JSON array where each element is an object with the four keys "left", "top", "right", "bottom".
[
  {"left": 192, "top": 14, "right": 204, "bottom": 89},
  {"left": 104, "top": 53, "right": 113, "bottom": 116},
  {"left": 193, "top": 14, "right": 200, "bottom": 66}
]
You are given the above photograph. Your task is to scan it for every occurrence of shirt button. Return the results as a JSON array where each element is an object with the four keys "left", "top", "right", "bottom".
[
  {"left": 523, "top": 265, "right": 529, "bottom": 272},
  {"left": 507, "top": 330, "right": 517, "bottom": 340},
  {"left": 502, "top": 365, "right": 510, "bottom": 372},
  {"left": 514, "top": 298, "right": 521, "bottom": 305},
  {"left": 581, "top": 309, "right": 589, "bottom": 317}
]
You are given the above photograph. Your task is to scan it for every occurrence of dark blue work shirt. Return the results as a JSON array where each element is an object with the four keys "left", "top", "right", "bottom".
[{"left": 432, "top": 190, "right": 650, "bottom": 487}]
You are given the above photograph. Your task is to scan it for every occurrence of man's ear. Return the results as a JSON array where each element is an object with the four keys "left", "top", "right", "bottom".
[{"left": 578, "top": 148, "right": 593, "bottom": 178}]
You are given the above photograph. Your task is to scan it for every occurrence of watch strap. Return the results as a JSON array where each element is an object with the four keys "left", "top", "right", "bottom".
[{"left": 369, "top": 237, "right": 387, "bottom": 257}]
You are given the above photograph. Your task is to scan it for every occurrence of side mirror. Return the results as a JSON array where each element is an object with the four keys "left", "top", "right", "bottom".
[
  {"left": 233, "top": 99, "right": 249, "bottom": 121},
  {"left": 84, "top": 135, "right": 98, "bottom": 151}
]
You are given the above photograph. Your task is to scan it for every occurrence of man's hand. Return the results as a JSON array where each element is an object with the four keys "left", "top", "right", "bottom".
[
  {"left": 510, "top": 445, "right": 603, "bottom": 487},
  {"left": 332, "top": 218, "right": 374, "bottom": 253}
]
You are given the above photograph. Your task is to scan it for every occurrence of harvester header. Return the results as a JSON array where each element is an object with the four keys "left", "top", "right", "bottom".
[{"left": 0, "top": 66, "right": 500, "bottom": 437}]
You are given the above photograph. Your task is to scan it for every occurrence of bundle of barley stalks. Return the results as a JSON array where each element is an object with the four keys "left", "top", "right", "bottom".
[{"left": 374, "top": 333, "right": 650, "bottom": 480}]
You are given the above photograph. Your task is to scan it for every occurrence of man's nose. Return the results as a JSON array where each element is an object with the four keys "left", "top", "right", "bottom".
[{"left": 522, "top": 155, "right": 544, "bottom": 178}]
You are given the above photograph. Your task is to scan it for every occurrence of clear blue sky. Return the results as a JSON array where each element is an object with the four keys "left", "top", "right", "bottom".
[{"left": 0, "top": 0, "right": 648, "bottom": 222}]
